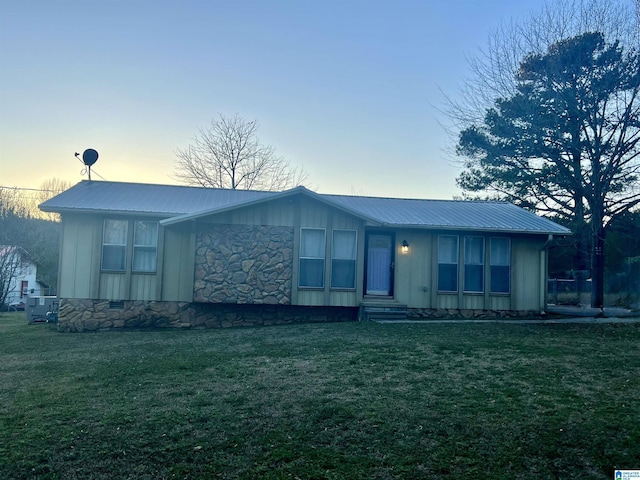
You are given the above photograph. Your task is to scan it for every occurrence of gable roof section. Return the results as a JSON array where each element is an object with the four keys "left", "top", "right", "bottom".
[
  {"left": 40, "top": 180, "right": 571, "bottom": 235},
  {"left": 159, "top": 185, "right": 383, "bottom": 227}
]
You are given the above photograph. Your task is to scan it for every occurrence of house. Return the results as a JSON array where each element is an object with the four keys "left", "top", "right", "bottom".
[
  {"left": 39, "top": 180, "right": 570, "bottom": 331},
  {"left": 0, "top": 246, "right": 45, "bottom": 309}
]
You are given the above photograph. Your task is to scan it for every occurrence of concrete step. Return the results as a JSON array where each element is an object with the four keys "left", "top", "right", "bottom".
[{"left": 360, "top": 305, "right": 408, "bottom": 322}]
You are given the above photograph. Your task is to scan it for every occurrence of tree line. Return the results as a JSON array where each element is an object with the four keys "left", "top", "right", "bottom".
[{"left": 0, "top": 180, "right": 68, "bottom": 308}]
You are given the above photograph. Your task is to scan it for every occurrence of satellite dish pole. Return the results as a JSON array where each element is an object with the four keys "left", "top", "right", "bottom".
[{"left": 74, "top": 149, "right": 99, "bottom": 180}]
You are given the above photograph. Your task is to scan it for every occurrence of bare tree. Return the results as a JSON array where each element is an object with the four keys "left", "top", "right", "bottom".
[
  {"left": 0, "top": 178, "right": 71, "bottom": 221},
  {"left": 445, "top": 0, "right": 639, "bottom": 128},
  {"left": 0, "top": 246, "right": 30, "bottom": 311},
  {"left": 0, "top": 186, "right": 32, "bottom": 219},
  {"left": 35, "top": 178, "right": 72, "bottom": 221},
  {"left": 0, "top": 191, "right": 30, "bottom": 310},
  {"left": 0, "top": 185, "right": 62, "bottom": 297},
  {"left": 173, "top": 114, "right": 308, "bottom": 191}
]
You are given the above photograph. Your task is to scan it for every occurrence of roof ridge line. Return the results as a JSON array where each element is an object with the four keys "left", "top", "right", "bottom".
[{"left": 322, "top": 192, "right": 510, "bottom": 203}]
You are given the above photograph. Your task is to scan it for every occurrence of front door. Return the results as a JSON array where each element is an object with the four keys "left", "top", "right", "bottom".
[{"left": 365, "top": 233, "right": 394, "bottom": 296}]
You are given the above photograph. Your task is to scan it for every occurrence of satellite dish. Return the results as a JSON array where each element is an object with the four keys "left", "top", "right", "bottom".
[
  {"left": 82, "top": 149, "right": 99, "bottom": 167},
  {"left": 74, "top": 148, "right": 99, "bottom": 180}
]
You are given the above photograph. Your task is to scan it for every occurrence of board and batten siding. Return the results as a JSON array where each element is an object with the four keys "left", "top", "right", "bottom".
[
  {"left": 59, "top": 213, "right": 168, "bottom": 302},
  {"left": 99, "top": 274, "right": 128, "bottom": 301},
  {"left": 511, "top": 237, "right": 547, "bottom": 311},
  {"left": 393, "top": 230, "right": 432, "bottom": 309},
  {"left": 161, "top": 226, "right": 195, "bottom": 302},
  {"left": 393, "top": 231, "right": 547, "bottom": 312},
  {"left": 204, "top": 197, "right": 296, "bottom": 228},
  {"left": 58, "top": 214, "right": 102, "bottom": 299},
  {"left": 130, "top": 274, "right": 157, "bottom": 301},
  {"left": 99, "top": 270, "right": 159, "bottom": 302}
]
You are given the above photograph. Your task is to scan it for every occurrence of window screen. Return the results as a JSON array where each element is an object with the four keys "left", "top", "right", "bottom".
[
  {"left": 438, "top": 235, "right": 458, "bottom": 292},
  {"left": 331, "top": 230, "right": 356, "bottom": 289},
  {"left": 299, "top": 228, "right": 325, "bottom": 288},
  {"left": 464, "top": 236, "right": 484, "bottom": 293},
  {"left": 490, "top": 238, "right": 510, "bottom": 293},
  {"left": 133, "top": 221, "right": 158, "bottom": 272},
  {"left": 102, "top": 219, "right": 128, "bottom": 271}
]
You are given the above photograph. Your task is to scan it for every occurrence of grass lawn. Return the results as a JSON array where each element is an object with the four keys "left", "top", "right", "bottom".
[{"left": 1, "top": 313, "right": 639, "bottom": 479}]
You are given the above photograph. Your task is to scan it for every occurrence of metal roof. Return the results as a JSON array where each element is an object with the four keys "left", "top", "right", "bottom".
[
  {"left": 40, "top": 180, "right": 571, "bottom": 235},
  {"left": 39, "top": 180, "right": 274, "bottom": 217},
  {"left": 325, "top": 194, "right": 571, "bottom": 234}
]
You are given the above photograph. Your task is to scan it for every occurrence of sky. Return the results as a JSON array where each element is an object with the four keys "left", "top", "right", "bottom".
[{"left": 0, "top": 0, "right": 550, "bottom": 200}]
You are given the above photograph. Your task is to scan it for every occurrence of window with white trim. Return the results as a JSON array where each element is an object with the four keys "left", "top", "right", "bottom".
[
  {"left": 464, "top": 236, "right": 484, "bottom": 293},
  {"left": 133, "top": 221, "right": 158, "bottom": 272},
  {"left": 299, "top": 228, "right": 325, "bottom": 288},
  {"left": 102, "top": 219, "right": 128, "bottom": 271},
  {"left": 490, "top": 237, "right": 510, "bottom": 293},
  {"left": 331, "top": 230, "right": 357, "bottom": 289},
  {"left": 438, "top": 235, "right": 458, "bottom": 292}
]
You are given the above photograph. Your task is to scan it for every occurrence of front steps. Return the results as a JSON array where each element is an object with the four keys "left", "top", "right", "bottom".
[{"left": 360, "top": 301, "right": 408, "bottom": 322}]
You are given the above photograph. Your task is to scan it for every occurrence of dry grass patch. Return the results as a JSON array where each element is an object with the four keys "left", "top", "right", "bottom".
[{"left": 0, "top": 312, "right": 639, "bottom": 479}]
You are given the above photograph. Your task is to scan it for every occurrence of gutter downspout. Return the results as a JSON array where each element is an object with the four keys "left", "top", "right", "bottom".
[{"left": 540, "top": 234, "right": 553, "bottom": 315}]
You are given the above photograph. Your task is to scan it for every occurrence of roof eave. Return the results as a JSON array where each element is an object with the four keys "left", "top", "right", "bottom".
[
  {"left": 377, "top": 223, "right": 572, "bottom": 235},
  {"left": 39, "top": 206, "right": 176, "bottom": 218}
]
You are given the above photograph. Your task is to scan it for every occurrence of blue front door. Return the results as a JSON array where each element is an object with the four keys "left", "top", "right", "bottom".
[{"left": 366, "top": 234, "right": 393, "bottom": 296}]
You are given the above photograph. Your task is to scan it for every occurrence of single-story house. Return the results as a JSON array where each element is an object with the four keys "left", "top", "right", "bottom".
[{"left": 39, "top": 180, "right": 570, "bottom": 331}]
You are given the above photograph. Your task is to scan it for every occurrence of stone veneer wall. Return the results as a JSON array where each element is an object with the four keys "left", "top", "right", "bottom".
[
  {"left": 55, "top": 299, "right": 545, "bottom": 332},
  {"left": 57, "top": 299, "right": 358, "bottom": 332},
  {"left": 407, "top": 308, "right": 542, "bottom": 319},
  {"left": 194, "top": 225, "right": 294, "bottom": 304}
]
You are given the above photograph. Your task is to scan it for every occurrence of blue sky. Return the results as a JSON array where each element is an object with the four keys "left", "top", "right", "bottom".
[{"left": 0, "top": 0, "right": 548, "bottom": 199}]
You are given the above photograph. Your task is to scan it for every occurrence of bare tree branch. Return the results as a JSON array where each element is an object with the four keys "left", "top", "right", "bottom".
[
  {"left": 172, "top": 114, "right": 308, "bottom": 191},
  {"left": 445, "top": 0, "right": 639, "bottom": 131}
]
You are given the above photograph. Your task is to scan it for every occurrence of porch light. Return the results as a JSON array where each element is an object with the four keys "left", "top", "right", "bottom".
[{"left": 401, "top": 240, "right": 409, "bottom": 253}]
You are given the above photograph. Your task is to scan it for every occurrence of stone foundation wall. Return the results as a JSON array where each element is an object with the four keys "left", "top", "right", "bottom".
[
  {"left": 57, "top": 298, "right": 357, "bottom": 332},
  {"left": 56, "top": 299, "right": 544, "bottom": 332},
  {"left": 407, "top": 308, "right": 542, "bottom": 320},
  {"left": 194, "top": 224, "right": 294, "bottom": 304}
]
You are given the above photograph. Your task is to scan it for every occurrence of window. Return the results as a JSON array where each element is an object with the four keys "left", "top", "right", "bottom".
[
  {"left": 101, "top": 219, "right": 159, "bottom": 273},
  {"left": 464, "top": 236, "right": 484, "bottom": 293},
  {"left": 102, "top": 219, "right": 128, "bottom": 271},
  {"left": 438, "top": 235, "right": 458, "bottom": 292},
  {"left": 490, "top": 238, "right": 510, "bottom": 293},
  {"left": 133, "top": 221, "right": 158, "bottom": 272},
  {"left": 299, "top": 228, "right": 325, "bottom": 288},
  {"left": 331, "top": 230, "right": 357, "bottom": 289}
]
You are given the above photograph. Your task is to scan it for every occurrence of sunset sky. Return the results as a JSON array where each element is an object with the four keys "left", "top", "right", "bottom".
[{"left": 1, "top": 0, "right": 552, "bottom": 199}]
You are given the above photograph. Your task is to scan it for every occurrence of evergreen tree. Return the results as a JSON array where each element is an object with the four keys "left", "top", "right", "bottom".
[{"left": 457, "top": 32, "right": 640, "bottom": 308}]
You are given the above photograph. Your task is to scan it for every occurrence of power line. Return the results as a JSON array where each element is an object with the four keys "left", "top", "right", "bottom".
[{"left": 0, "top": 186, "right": 55, "bottom": 193}]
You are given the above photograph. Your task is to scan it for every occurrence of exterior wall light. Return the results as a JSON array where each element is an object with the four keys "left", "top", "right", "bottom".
[{"left": 401, "top": 240, "right": 409, "bottom": 253}]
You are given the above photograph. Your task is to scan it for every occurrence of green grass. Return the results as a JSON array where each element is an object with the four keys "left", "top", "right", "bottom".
[{"left": 1, "top": 312, "right": 639, "bottom": 479}]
